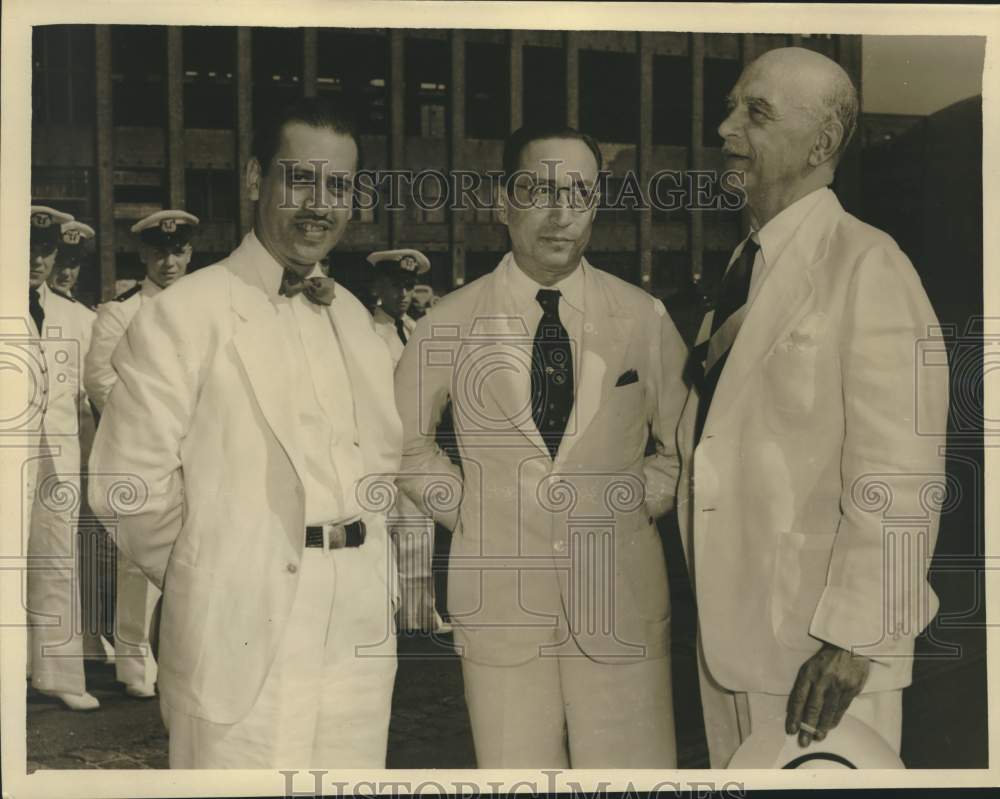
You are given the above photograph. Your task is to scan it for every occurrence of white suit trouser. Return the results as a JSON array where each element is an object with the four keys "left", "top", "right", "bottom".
[
  {"left": 461, "top": 648, "right": 676, "bottom": 768},
  {"left": 165, "top": 544, "right": 398, "bottom": 769},
  {"left": 27, "top": 445, "right": 86, "bottom": 695},
  {"left": 114, "top": 549, "right": 161, "bottom": 689}
]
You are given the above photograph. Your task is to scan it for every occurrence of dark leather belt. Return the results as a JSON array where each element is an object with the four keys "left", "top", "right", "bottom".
[{"left": 305, "top": 520, "right": 366, "bottom": 549}]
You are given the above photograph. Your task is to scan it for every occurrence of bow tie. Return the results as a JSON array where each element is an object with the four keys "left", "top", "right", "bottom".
[{"left": 279, "top": 270, "right": 337, "bottom": 306}]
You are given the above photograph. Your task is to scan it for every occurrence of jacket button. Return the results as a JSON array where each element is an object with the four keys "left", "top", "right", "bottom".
[{"left": 286, "top": 563, "right": 298, "bottom": 574}]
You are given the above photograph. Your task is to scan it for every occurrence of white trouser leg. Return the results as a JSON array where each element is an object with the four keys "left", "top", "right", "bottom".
[{"left": 114, "top": 550, "right": 161, "bottom": 689}]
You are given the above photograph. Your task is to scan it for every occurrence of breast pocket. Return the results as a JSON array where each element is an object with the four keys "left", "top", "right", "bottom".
[
  {"left": 764, "top": 342, "right": 819, "bottom": 416},
  {"left": 603, "top": 380, "right": 645, "bottom": 438}
]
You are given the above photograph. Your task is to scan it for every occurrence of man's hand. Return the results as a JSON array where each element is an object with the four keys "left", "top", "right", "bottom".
[{"left": 786, "top": 642, "right": 871, "bottom": 746}]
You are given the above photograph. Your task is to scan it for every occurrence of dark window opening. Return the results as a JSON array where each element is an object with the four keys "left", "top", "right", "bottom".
[
  {"left": 252, "top": 27, "right": 304, "bottom": 128},
  {"left": 579, "top": 50, "right": 638, "bottom": 144},
  {"left": 183, "top": 27, "right": 236, "bottom": 129},
  {"left": 317, "top": 30, "right": 388, "bottom": 135},
  {"left": 185, "top": 169, "right": 236, "bottom": 221},
  {"left": 33, "top": 25, "right": 96, "bottom": 125},
  {"left": 111, "top": 25, "right": 167, "bottom": 127},
  {"left": 523, "top": 46, "right": 565, "bottom": 130},
  {"left": 466, "top": 42, "right": 509, "bottom": 140},
  {"left": 406, "top": 39, "right": 449, "bottom": 138},
  {"left": 652, "top": 55, "right": 691, "bottom": 147}
]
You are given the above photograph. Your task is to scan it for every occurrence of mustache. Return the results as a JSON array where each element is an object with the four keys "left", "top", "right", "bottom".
[{"left": 294, "top": 213, "right": 335, "bottom": 226}]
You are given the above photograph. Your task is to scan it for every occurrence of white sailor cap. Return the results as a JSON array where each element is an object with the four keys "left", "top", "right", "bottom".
[
  {"left": 60, "top": 221, "right": 96, "bottom": 246},
  {"left": 130, "top": 209, "right": 200, "bottom": 248},
  {"left": 366, "top": 248, "right": 431, "bottom": 276},
  {"left": 31, "top": 205, "right": 75, "bottom": 247}
]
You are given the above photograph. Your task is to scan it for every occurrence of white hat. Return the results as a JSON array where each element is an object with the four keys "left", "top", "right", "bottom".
[
  {"left": 727, "top": 713, "right": 904, "bottom": 770},
  {"left": 366, "top": 248, "right": 431, "bottom": 276},
  {"left": 60, "top": 220, "right": 96, "bottom": 246}
]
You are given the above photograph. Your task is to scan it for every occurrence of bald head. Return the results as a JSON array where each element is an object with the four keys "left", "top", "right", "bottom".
[
  {"left": 749, "top": 47, "right": 858, "bottom": 158},
  {"left": 719, "top": 47, "right": 859, "bottom": 226}
]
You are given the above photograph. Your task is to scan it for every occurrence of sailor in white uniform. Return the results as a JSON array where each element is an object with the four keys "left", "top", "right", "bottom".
[
  {"left": 27, "top": 206, "right": 99, "bottom": 711},
  {"left": 368, "top": 249, "right": 450, "bottom": 634}
]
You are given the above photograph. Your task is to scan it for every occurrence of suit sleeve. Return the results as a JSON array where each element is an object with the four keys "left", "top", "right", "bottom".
[
  {"left": 394, "top": 314, "right": 463, "bottom": 531},
  {"left": 87, "top": 294, "right": 200, "bottom": 588},
  {"left": 809, "top": 245, "right": 949, "bottom": 664},
  {"left": 84, "top": 303, "right": 128, "bottom": 415},
  {"left": 642, "top": 297, "right": 691, "bottom": 519}
]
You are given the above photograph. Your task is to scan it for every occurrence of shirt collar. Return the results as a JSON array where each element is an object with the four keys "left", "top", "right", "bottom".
[
  {"left": 37, "top": 281, "right": 49, "bottom": 306},
  {"left": 754, "top": 187, "right": 831, "bottom": 272},
  {"left": 247, "top": 230, "right": 325, "bottom": 298},
  {"left": 503, "top": 252, "right": 585, "bottom": 314}
]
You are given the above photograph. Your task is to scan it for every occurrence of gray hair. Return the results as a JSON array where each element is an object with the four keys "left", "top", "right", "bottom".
[{"left": 820, "top": 71, "right": 859, "bottom": 161}]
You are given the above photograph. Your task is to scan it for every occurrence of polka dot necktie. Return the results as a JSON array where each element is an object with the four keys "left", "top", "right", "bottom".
[{"left": 531, "top": 289, "right": 574, "bottom": 459}]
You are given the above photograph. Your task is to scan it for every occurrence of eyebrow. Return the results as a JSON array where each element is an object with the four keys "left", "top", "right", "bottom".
[{"left": 726, "top": 93, "right": 779, "bottom": 117}]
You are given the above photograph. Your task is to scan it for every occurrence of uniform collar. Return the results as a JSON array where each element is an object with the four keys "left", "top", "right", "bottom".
[{"left": 503, "top": 252, "right": 585, "bottom": 314}]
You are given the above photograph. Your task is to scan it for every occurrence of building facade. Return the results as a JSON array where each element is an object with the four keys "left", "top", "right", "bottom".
[{"left": 32, "top": 26, "right": 861, "bottom": 319}]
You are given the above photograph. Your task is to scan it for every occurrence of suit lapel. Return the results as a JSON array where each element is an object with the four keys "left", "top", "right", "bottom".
[
  {"left": 477, "top": 266, "right": 551, "bottom": 458},
  {"left": 227, "top": 239, "right": 310, "bottom": 487},
  {"left": 555, "top": 262, "right": 630, "bottom": 465},
  {"left": 704, "top": 191, "right": 839, "bottom": 433}
]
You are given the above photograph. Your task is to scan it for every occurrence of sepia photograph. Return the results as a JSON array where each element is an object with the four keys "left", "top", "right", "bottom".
[{"left": 1, "top": 1, "right": 995, "bottom": 796}]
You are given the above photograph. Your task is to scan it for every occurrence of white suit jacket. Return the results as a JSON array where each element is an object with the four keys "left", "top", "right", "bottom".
[
  {"left": 88, "top": 233, "right": 402, "bottom": 724},
  {"left": 395, "top": 254, "right": 689, "bottom": 665},
  {"left": 677, "top": 189, "right": 949, "bottom": 695}
]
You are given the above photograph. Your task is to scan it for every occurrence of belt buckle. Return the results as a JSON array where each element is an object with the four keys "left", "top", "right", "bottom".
[{"left": 327, "top": 524, "right": 348, "bottom": 550}]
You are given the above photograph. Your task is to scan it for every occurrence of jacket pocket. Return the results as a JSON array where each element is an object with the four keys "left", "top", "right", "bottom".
[{"left": 771, "top": 530, "right": 837, "bottom": 650}]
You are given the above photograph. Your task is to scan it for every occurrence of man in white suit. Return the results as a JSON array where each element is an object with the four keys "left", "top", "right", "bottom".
[
  {"left": 395, "top": 125, "right": 689, "bottom": 767},
  {"left": 89, "top": 98, "right": 401, "bottom": 768},
  {"left": 678, "top": 48, "right": 949, "bottom": 766},
  {"left": 26, "top": 206, "right": 99, "bottom": 711}
]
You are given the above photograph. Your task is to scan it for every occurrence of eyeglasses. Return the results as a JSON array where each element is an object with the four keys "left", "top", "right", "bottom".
[{"left": 512, "top": 178, "right": 599, "bottom": 211}]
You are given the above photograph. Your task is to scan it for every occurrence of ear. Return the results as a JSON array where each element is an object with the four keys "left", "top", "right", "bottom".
[
  {"left": 809, "top": 119, "right": 845, "bottom": 167},
  {"left": 246, "top": 157, "right": 263, "bottom": 202}
]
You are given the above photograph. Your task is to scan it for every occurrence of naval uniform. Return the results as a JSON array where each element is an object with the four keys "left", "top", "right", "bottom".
[{"left": 28, "top": 283, "right": 96, "bottom": 696}]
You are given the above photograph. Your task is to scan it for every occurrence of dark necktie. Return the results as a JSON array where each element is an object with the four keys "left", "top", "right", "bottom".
[
  {"left": 531, "top": 289, "right": 574, "bottom": 459},
  {"left": 692, "top": 236, "right": 759, "bottom": 443},
  {"left": 395, "top": 317, "right": 408, "bottom": 345},
  {"left": 279, "top": 270, "right": 337, "bottom": 306},
  {"left": 29, "top": 286, "right": 45, "bottom": 334}
]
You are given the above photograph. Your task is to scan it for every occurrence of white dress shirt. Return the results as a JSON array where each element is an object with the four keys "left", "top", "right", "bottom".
[
  {"left": 747, "top": 187, "right": 831, "bottom": 303},
  {"left": 251, "top": 241, "right": 365, "bottom": 525}
]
